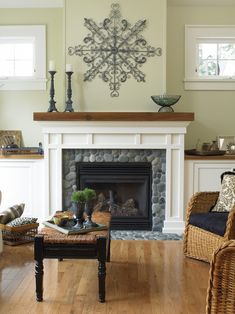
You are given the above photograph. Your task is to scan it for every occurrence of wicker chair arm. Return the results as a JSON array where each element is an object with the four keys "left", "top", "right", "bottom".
[
  {"left": 185, "top": 192, "right": 219, "bottom": 218},
  {"left": 206, "top": 240, "right": 235, "bottom": 314},
  {"left": 184, "top": 192, "right": 219, "bottom": 234},
  {"left": 184, "top": 192, "right": 219, "bottom": 259},
  {"left": 224, "top": 206, "right": 235, "bottom": 240}
]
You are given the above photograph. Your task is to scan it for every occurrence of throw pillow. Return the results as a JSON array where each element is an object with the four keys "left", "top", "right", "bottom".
[
  {"left": 212, "top": 172, "right": 235, "bottom": 212},
  {"left": 7, "top": 217, "right": 37, "bottom": 227},
  {"left": 189, "top": 212, "right": 229, "bottom": 236},
  {"left": 0, "top": 203, "right": 25, "bottom": 224}
]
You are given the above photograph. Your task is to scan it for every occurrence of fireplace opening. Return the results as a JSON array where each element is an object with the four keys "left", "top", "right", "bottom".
[{"left": 76, "top": 162, "right": 152, "bottom": 230}]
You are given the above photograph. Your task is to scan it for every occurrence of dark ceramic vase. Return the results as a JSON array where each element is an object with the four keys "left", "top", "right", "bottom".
[
  {"left": 71, "top": 202, "right": 84, "bottom": 229},
  {"left": 83, "top": 200, "right": 98, "bottom": 228}
]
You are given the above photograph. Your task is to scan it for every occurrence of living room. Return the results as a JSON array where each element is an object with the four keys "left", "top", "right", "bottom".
[{"left": 1, "top": 0, "right": 235, "bottom": 313}]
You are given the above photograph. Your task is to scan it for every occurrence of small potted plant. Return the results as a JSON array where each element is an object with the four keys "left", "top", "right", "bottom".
[
  {"left": 71, "top": 185, "right": 86, "bottom": 229},
  {"left": 83, "top": 188, "right": 97, "bottom": 228}
]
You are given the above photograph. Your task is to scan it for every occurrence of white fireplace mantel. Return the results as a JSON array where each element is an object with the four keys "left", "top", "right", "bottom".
[{"left": 34, "top": 112, "right": 194, "bottom": 234}]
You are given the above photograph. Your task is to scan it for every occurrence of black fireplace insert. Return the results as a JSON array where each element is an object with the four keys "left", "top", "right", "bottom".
[{"left": 76, "top": 162, "right": 152, "bottom": 230}]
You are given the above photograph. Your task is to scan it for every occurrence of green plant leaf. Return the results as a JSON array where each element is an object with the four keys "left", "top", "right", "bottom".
[
  {"left": 71, "top": 190, "right": 86, "bottom": 202},
  {"left": 83, "top": 188, "right": 96, "bottom": 201}
]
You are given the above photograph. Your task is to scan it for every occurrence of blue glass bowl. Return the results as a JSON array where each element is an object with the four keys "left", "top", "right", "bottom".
[{"left": 151, "top": 95, "right": 181, "bottom": 112}]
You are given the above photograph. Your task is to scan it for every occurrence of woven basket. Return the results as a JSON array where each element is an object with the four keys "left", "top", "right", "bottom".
[{"left": 0, "top": 222, "right": 39, "bottom": 246}]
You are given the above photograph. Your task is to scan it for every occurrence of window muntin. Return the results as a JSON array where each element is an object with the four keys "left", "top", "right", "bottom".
[
  {"left": 0, "top": 39, "right": 35, "bottom": 77},
  {"left": 185, "top": 25, "right": 235, "bottom": 90},
  {"left": 197, "top": 42, "right": 235, "bottom": 77},
  {"left": 0, "top": 25, "right": 46, "bottom": 90}
]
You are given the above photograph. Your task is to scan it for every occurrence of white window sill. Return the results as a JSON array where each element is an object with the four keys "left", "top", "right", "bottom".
[
  {"left": 0, "top": 78, "right": 47, "bottom": 90},
  {"left": 184, "top": 78, "right": 235, "bottom": 90}
]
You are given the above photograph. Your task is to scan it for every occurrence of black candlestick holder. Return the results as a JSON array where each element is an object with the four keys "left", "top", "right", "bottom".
[
  {"left": 64, "top": 71, "right": 74, "bottom": 112},
  {"left": 47, "top": 71, "right": 58, "bottom": 112}
]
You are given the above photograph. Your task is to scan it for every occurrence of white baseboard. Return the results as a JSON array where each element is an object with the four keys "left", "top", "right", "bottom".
[{"left": 162, "top": 220, "right": 185, "bottom": 235}]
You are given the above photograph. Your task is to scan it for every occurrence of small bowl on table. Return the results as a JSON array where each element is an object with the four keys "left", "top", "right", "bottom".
[
  {"left": 53, "top": 215, "right": 69, "bottom": 227},
  {"left": 151, "top": 95, "right": 181, "bottom": 112}
]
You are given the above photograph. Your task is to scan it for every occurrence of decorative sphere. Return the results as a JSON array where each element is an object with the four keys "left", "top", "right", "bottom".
[{"left": 151, "top": 95, "right": 181, "bottom": 112}]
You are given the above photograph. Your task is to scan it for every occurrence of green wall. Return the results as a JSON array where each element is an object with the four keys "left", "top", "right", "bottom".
[
  {"left": 0, "top": 1, "right": 167, "bottom": 146},
  {"left": 167, "top": 4, "right": 235, "bottom": 149},
  {"left": 1, "top": 2, "right": 235, "bottom": 148},
  {"left": 0, "top": 8, "right": 64, "bottom": 146},
  {"left": 65, "top": 0, "right": 166, "bottom": 112}
]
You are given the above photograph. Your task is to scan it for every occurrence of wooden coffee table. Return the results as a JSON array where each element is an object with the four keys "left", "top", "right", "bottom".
[{"left": 34, "top": 212, "right": 111, "bottom": 303}]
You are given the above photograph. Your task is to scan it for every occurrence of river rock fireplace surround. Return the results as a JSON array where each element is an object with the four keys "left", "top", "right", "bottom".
[
  {"left": 34, "top": 112, "right": 194, "bottom": 234},
  {"left": 62, "top": 149, "right": 165, "bottom": 231}
]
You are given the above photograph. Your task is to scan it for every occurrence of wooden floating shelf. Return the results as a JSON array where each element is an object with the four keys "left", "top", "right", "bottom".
[
  {"left": 0, "top": 154, "right": 43, "bottom": 159},
  {"left": 185, "top": 154, "right": 235, "bottom": 160},
  {"left": 33, "top": 112, "right": 195, "bottom": 122}
]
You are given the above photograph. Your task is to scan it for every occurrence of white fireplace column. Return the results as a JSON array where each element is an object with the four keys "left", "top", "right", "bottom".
[{"left": 35, "top": 114, "right": 193, "bottom": 235}]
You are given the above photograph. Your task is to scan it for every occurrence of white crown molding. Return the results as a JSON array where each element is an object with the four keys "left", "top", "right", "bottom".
[
  {"left": 168, "top": 0, "right": 235, "bottom": 6},
  {"left": 0, "top": 0, "right": 64, "bottom": 8}
]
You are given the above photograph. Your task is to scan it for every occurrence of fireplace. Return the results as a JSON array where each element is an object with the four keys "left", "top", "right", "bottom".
[
  {"left": 76, "top": 162, "right": 152, "bottom": 230},
  {"left": 63, "top": 148, "right": 165, "bottom": 231},
  {"left": 34, "top": 112, "right": 194, "bottom": 234}
]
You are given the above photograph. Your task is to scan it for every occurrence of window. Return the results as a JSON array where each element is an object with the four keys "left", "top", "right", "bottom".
[
  {"left": 198, "top": 42, "right": 235, "bottom": 77},
  {"left": 0, "top": 25, "right": 46, "bottom": 90},
  {"left": 185, "top": 25, "right": 235, "bottom": 90},
  {"left": 0, "top": 39, "right": 34, "bottom": 77}
]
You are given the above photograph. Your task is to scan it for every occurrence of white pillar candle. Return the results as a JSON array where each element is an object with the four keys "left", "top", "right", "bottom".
[
  {"left": 66, "top": 64, "right": 73, "bottom": 72},
  {"left": 49, "top": 60, "right": 55, "bottom": 71}
]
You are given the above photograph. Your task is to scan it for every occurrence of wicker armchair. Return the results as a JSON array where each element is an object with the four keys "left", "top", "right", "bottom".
[
  {"left": 206, "top": 240, "right": 235, "bottom": 314},
  {"left": 183, "top": 192, "right": 235, "bottom": 263}
]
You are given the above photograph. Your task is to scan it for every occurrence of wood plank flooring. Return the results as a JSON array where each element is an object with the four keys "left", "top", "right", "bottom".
[{"left": 0, "top": 240, "right": 209, "bottom": 314}]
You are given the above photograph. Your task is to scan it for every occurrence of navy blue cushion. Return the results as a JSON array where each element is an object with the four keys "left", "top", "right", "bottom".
[{"left": 189, "top": 212, "right": 229, "bottom": 236}]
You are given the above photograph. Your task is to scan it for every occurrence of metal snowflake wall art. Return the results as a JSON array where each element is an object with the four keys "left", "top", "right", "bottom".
[{"left": 68, "top": 3, "right": 161, "bottom": 97}]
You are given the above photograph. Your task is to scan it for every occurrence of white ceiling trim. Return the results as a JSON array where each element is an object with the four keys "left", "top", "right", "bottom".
[
  {"left": 0, "top": 0, "right": 64, "bottom": 8},
  {"left": 168, "top": 0, "right": 235, "bottom": 6}
]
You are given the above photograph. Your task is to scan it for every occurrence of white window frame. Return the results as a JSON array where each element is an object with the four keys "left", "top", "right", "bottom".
[
  {"left": 185, "top": 25, "right": 235, "bottom": 90},
  {"left": 0, "top": 0, "right": 63, "bottom": 8},
  {"left": 0, "top": 25, "right": 46, "bottom": 90}
]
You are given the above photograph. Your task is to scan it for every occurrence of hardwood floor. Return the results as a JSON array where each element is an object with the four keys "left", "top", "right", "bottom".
[{"left": 0, "top": 240, "right": 209, "bottom": 314}]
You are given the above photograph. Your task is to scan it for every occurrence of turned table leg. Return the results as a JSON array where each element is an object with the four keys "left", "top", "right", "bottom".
[
  {"left": 97, "top": 237, "right": 107, "bottom": 302},
  {"left": 34, "top": 235, "right": 44, "bottom": 302},
  {"left": 106, "top": 230, "right": 111, "bottom": 263}
]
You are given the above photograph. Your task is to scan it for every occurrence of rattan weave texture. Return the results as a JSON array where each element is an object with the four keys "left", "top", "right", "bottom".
[
  {"left": 206, "top": 240, "right": 235, "bottom": 314},
  {"left": 184, "top": 192, "right": 235, "bottom": 263}
]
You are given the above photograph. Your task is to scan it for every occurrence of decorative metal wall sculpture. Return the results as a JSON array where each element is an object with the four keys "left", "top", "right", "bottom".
[{"left": 68, "top": 3, "right": 161, "bottom": 97}]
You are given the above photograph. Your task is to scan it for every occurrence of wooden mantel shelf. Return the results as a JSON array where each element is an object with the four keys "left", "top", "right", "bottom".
[{"left": 33, "top": 112, "right": 194, "bottom": 122}]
